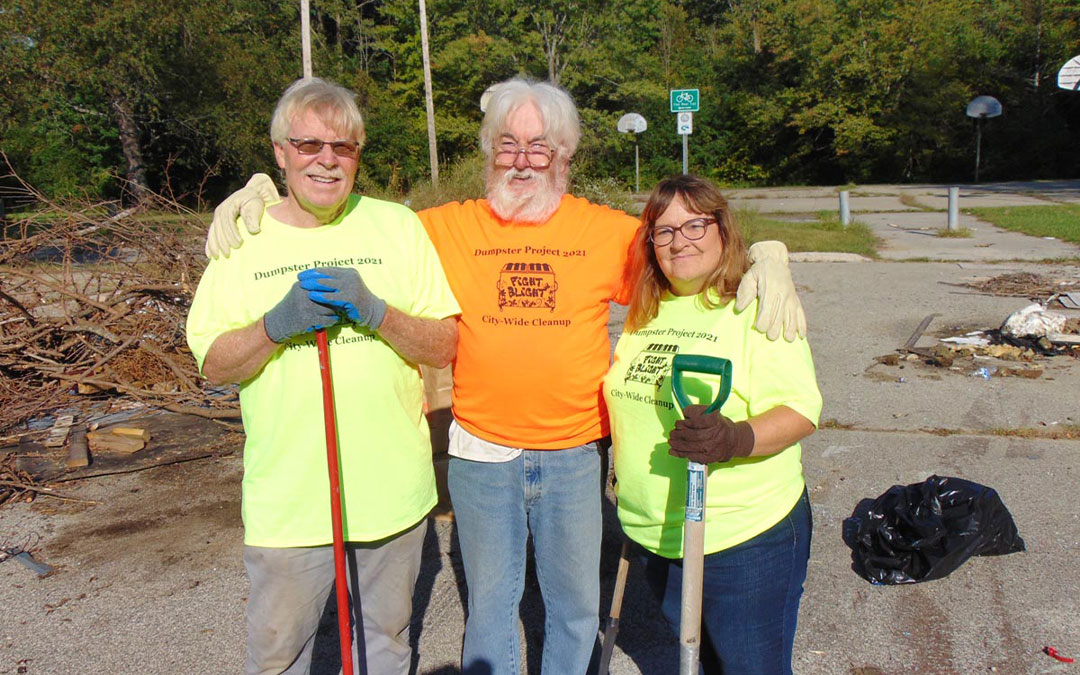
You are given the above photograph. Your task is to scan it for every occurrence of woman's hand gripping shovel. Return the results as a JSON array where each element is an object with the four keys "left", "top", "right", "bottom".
[
  {"left": 670, "top": 354, "right": 732, "bottom": 675},
  {"left": 316, "top": 328, "right": 355, "bottom": 675}
]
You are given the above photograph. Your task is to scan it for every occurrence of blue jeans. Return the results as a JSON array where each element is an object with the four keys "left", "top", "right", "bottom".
[
  {"left": 448, "top": 443, "right": 603, "bottom": 675},
  {"left": 642, "top": 490, "right": 812, "bottom": 675}
]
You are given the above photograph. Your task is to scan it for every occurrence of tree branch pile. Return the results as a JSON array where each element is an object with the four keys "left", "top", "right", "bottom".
[
  {"left": 962, "top": 272, "right": 1080, "bottom": 298},
  {"left": 0, "top": 182, "right": 239, "bottom": 435},
  {"left": 0, "top": 452, "right": 37, "bottom": 506}
]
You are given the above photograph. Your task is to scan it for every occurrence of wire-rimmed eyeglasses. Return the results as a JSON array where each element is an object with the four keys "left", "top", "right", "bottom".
[
  {"left": 287, "top": 137, "right": 360, "bottom": 157},
  {"left": 493, "top": 142, "right": 554, "bottom": 169}
]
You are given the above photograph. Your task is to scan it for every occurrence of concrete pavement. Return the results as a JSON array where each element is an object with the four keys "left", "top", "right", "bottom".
[{"left": 1, "top": 181, "right": 1078, "bottom": 674}]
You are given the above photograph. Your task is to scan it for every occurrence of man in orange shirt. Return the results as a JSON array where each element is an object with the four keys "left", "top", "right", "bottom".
[{"left": 204, "top": 77, "right": 805, "bottom": 674}]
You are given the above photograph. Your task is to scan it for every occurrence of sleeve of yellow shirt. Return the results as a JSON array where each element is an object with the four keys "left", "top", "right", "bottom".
[{"left": 186, "top": 254, "right": 259, "bottom": 373}]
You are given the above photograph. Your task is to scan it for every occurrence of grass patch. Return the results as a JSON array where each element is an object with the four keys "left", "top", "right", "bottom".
[
  {"left": 968, "top": 204, "right": 1080, "bottom": 245},
  {"left": 898, "top": 193, "right": 936, "bottom": 211},
  {"left": 991, "top": 425, "right": 1080, "bottom": 440},
  {"left": 818, "top": 419, "right": 856, "bottom": 430},
  {"left": 571, "top": 176, "right": 636, "bottom": 213},
  {"left": 402, "top": 155, "right": 486, "bottom": 211},
  {"left": 737, "top": 209, "right": 879, "bottom": 257},
  {"left": 935, "top": 227, "right": 973, "bottom": 238}
]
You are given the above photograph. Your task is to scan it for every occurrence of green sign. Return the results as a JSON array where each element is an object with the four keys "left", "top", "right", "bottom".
[{"left": 670, "top": 88, "right": 699, "bottom": 113}]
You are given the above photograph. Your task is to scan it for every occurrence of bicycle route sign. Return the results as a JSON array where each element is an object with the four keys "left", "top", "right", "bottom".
[{"left": 670, "top": 88, "right": 699, "bottom": 113}]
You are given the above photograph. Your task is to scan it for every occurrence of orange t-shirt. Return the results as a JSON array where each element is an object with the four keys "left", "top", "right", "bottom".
[{"left": 419, "top": 195, "right": 640, "bottom": 449}]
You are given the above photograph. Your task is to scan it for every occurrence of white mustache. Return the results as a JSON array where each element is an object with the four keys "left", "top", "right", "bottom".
[{"left": 502, "top": 168, "right": 537, "bottom": 182}]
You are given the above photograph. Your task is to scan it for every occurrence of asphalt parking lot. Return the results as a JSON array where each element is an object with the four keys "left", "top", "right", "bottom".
[{"left": 1, "top": 181, "right": 1078, "bottom": 674}]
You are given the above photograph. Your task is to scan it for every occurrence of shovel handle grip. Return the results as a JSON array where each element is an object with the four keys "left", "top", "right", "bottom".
[{"left": 671, "top": 354, "right": 732, "bottom": 415}]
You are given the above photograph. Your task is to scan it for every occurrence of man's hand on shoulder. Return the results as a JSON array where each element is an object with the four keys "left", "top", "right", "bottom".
[
  {"left": 205, "top": 173, "right": 280, "bottom": 259},
  {"left": 734, "top": 241, "right": 807, "bottom": 342}
]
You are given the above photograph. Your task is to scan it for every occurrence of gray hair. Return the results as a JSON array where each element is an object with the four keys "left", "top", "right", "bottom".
[
  {"left": 269, "top": 77, "right": 365, "bottom": 149},
  {"left": 479, "top": 78, "right": 580, "bottom": 160}
]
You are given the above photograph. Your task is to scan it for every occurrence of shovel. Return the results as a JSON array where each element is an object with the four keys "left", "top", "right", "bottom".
[
  {"left": 670, "top": 354, "right": 732, "bottom": 675},
  {"left": 597, "top": 538, "right": 632, "bottom": 675},
  {"left": 316, "top": 328, "right": 354, "bottom": 674}
]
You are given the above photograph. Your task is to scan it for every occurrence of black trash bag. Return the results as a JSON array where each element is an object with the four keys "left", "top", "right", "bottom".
[{"left": 842, "top": 475, "right": 1025, "bottom": 584}]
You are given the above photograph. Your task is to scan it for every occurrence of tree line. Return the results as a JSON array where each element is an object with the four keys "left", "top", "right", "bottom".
[{"left": 1, "top": 0, "right": 1078, "bottom": 205}]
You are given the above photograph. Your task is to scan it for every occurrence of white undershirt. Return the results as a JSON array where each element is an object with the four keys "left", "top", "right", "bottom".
[{"left": 448, "top": 419, "right": 523, "bottom": 463}]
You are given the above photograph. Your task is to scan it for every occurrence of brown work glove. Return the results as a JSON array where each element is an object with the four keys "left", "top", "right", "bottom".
[{"left": 668, "top": 405, "right": 756, "bottom": 465}]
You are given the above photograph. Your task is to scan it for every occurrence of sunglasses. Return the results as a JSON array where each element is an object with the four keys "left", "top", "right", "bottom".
[{"left": 287, "top": 137, "right": 360, "bottom": 157}]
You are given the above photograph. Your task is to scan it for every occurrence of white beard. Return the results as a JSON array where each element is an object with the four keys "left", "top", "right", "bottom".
[{"left": 486, "top": 164, "right": 567, "bottom": 224}]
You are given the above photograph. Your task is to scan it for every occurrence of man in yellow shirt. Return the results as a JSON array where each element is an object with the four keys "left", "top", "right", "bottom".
[
  {"left": 203, "top": 78, "right": 804, "bottom": 674},
  {"left": 187, "top": 77, "right": 459, "bottom": 675}
]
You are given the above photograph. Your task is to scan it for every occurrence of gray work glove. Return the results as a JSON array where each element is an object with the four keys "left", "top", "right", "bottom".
[
  {"left": 298, "top": 267, "right": 387, "bottom": 330},
  {"left": 263, "top": 282, "right": 340, "bottom": 343},
  {"left": 668, "top": 405, "right": 756, "bottom": 465},
  {"left": 204, "top": 173, "right": 279, "bottom": 259},
  {"left": 734, "top": 241, "right": 807, "bottom": 342}
]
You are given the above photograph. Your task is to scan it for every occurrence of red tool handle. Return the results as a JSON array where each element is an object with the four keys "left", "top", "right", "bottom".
[
  {"left": 317, "top": 329, "right": 354, "bottom": 674},
  {"left": 1045, "top": 646, "right": 1074, "bottom": 663}
]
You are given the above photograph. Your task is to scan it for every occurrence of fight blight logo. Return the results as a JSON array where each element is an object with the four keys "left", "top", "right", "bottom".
[
  {"left": 497, "top": 262, "right": 558, "bottom": 311},
  {"left": 624, "top": 343, "right": 679, "bottom": 388}
]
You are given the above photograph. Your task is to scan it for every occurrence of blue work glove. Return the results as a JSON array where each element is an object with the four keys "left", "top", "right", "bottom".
[
  {"left": 263, "top": 282, "right": 340, "bottom": 343},
  {"left": 298, "top": 267, "right": 387, "bottom": 330}
]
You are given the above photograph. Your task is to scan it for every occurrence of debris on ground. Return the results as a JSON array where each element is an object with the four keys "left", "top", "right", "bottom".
[
  {"left": 0, "top": 182, "right": 239, "bottom": 438},
  {"left": 952, "top": 271, "right": 1080, "bottom": 298},
  {"left": 1001, "top": 303, "right": 1066, "bottom": 338},
  {"left": 87, "top": 427, "right": 148, "bottom": 454},
  {"left": 869, "top": 306, "right": 1080, "bottom": 381},
  {"left": 42, "top": 414, "right": 75, "bottom": 448},
  {"left": 0, "top": 451, "right": 38, "bottom": 506},
  {"left": 65, "top": 426, "right": 90, "bottom": 469},
  {"left": 843, "top": 475, "right": 1025, "bottom": 585},
  {"left": 1043, "top": 646, "right": 1075, "bottom": 663},
  {"left": 1056, "top": 292, "right": 1080, "bottom": 310},
  {"left": 0, "top": 546, "right": 54, "bottom": 577}
]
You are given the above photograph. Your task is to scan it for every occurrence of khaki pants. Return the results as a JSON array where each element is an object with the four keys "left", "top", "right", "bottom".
[{"left": 243, "top": 519, "right": 427, "bottom": 675}]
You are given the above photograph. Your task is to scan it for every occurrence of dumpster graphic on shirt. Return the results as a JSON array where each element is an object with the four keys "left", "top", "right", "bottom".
[
  {"left": 497, "top": 262, "right": 558, "bottom": 311},
  {"left": 624, "top": 343, "right": 680, "bottom": 388}
]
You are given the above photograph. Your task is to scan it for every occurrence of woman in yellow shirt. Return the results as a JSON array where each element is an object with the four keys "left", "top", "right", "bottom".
[{"left": 603, "top": 174, "right": 822, "bottom": 674}]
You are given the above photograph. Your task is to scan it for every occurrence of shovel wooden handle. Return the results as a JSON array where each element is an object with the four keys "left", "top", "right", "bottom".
[
  {"left": 669, "top": 354, "right": 733, "bottom": 675},
  {"left": 598, "top": 539, "right": 632, "bottom": 675}
]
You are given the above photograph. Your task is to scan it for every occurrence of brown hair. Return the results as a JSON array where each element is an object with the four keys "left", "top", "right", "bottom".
[{"left": 624, "top": 174, "right": 749, "bottom": 333}]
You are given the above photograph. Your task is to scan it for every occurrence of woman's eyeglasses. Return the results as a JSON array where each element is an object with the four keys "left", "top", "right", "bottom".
[{"left": 648, "top": 218, "right": 716, "bottom": 246}]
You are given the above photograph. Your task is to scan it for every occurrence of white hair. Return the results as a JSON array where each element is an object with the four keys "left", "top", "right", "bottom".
[
  {"left": 269, "top": 77, "right": 365, "bottom": 148},
  {"left": 479, "top": 78, "right": 580, "bottom": 160}
]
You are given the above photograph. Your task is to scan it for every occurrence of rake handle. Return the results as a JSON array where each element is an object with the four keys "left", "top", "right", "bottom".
[{"left": 317, "top": 329, "right": 354, "bottom": 674}]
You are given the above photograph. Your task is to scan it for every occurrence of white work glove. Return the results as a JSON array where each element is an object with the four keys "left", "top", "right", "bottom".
[
  {"left": 734, "top": 241, "right": 807, "bottom": 342},
  {"left": 204, "top": 173, "right": 280, "bottom": 259}
]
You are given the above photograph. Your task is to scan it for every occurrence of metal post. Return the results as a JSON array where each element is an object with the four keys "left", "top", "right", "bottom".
[
  {"left": 634, "top": 142, "right": 640, "bottom": 194},
  {"left": 974, "top": 121, "right": 982, "bottom": 183},
  {"left": 839, "top": 190, "right": 851, "bottom": 226},
  {"left": 682, "top": 135, "right": 688, "bottom": 175},
  {"left": 300, "top": 0, "right": 312, "bottom": 78},
  {"left": 419, "top": 0, "right": 439, "bottom": 187},
  {"left": 947, "top": 187, "right": 959, "bottom": 231}
]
